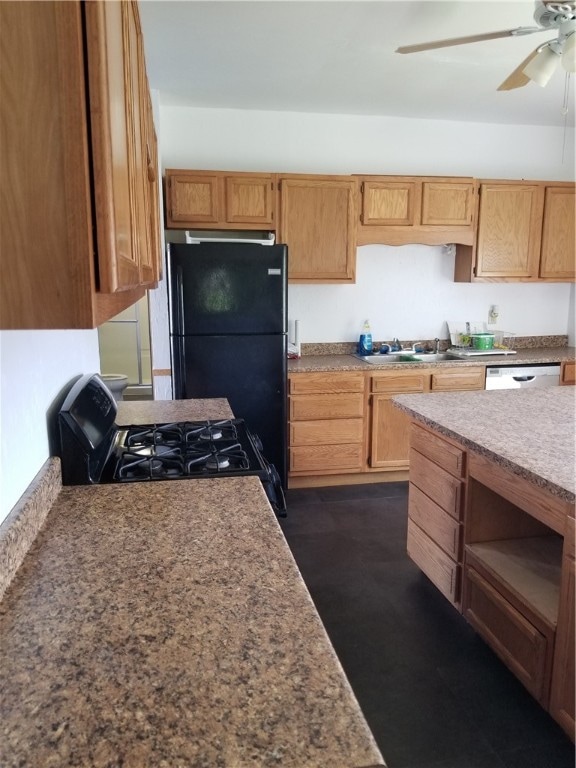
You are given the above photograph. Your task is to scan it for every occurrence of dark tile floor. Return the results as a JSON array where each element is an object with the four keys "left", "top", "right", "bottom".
[{"left": 279, "top": 482, "right": 575, "bottom": 768}]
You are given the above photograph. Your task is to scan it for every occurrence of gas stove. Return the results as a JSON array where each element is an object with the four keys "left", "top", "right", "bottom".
[{"left": 58, "top": 374, "right": 286, "bottom": 516}]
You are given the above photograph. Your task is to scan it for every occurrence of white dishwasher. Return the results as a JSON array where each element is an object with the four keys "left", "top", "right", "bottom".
[{"left": 485, "top": 363, "right": 561, "bottom": 390}]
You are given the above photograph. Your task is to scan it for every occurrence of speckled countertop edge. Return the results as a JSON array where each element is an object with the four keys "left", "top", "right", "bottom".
[
  {"left": 393, "top": 388, "right": 576, "bottom": 503},
  {"left": 0, "top": 457, "right": 61, "bottom": 601},
  {"left": 288, "top": 347, "right": 575, "bottom": 373}
]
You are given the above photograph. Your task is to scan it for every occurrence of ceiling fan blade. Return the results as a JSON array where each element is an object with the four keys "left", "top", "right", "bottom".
[
  {"left": 497, "top": 47, "right": 540, "bottom": 90},
  {"left": 396, "top": 27, "right": 541, "bottom": 54}
]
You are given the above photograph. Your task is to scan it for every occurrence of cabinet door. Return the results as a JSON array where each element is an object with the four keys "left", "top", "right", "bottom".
[
  {"left": 370, "top": 393, "right": 414, "bottom": 469},
  {"left": 550, "top": 520, "right": 575, "bottom": 740},
  {"left": 463, "top": 566, "right": 549, "bottom": 703},
  {"left": 540, "top": 186, "right": 575, "bottom": 280},
  {"left": 280, "top": 176, "right": 357, "bottom": 282},
  {"left": 475, "top": 184, "right": 544, "bottom": 278},
  {"left": 362, "top": 181, "right": 419, "bottom": 226},
  {"left": 421, "top": 182, "right": 475, "bottom": 226},
  {"left": 166, "top": 172, "right": 221, "bottom": 225},
  {"left": 225, "top": 175, "right": 274, "bottom": 225},
  {"left": 561, "top": 361, "right": 576, "bottom": 386},
  {"left": 141, "top": 84, "right": 162, "bottom": 284},
  {"left": 125, "top": 1, "right": 149, "bottom": 286},
  {"left": 84, "top": 0, "right": 140, "bottom": 293}
]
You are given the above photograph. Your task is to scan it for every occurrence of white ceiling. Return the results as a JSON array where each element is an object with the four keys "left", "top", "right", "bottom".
[{"left": 139, "top": 0, "right": 576, "bottom": 128}]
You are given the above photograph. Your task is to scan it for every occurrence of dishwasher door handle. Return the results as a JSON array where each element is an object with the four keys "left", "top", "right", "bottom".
[{"left": 512, "top": 375, "right": 536, "bottom": 382}]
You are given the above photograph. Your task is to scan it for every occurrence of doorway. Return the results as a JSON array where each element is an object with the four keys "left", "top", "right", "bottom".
[{"left": 98, "top": 295, "right": 153, "bottom": 400}]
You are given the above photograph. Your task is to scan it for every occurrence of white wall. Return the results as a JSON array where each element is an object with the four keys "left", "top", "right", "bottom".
[
  {"left": 290, "top": 245, "right": 572, "bottom": 343},
  {"left": 157, "top": 105, "right": 574, "bottom": 345},
  {"left": 147, "top": 89, "right": 172, "bottom": 400},
  {"left": 160, "top": 107, "right": 575, "bottom": 180},
  {"left": 0, "top": 330, "right": 100, "bottom": 523}
]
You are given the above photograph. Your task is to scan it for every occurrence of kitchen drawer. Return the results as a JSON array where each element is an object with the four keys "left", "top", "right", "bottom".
[
  {"left": 409, "top": 483, "right": 461, "bottom": 560},
  {"left": 407, "top": 518, "right": 460, "bottom": 604},
  {"left": 561, "top": 361, "right": 575, "bottom": 385},
  {"left": 409, "top": 448, "right": 464, "bottom": 519},
  {"left": 290, "top": 418, "right": 363, "bottom": 446},
  {"left": 431, "top": 367, "right": 485, "bottom": 391},
  {"left": 289, "top": 372, "right": 365, "bottom": 395},
  {"left": 290, "top": 444, "right": 364, "bottom": 473},
  {"left": 411, "top": 423, "right": 466, "bottom": 478},
  {"left": 371, "top": 372, "right": 428, "bottom": 394},
  {"left": 463, "top": 565, "right": 549, "bottom": 704},
  {"left": 290, "top": 393, "right": 364, "bottom": 421}
]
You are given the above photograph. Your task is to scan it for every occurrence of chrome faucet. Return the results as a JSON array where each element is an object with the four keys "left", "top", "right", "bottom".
[{"left": 434, "top": 338, "right": 440, "bottom": 354}]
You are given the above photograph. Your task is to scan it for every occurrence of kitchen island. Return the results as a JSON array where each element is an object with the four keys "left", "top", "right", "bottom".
[
  {"left": 393, "top": 387, "right": 575, "bottom": 741},
  {"left": 0, "top": 399, "right": 385, "bottom": 768}
]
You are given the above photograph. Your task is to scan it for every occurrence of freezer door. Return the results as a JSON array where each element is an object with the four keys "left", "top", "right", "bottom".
[
  {"left": 168, "top": 243, "right": 287, "bottom": 335},
  {"left": 172, "top": 333, "right": 287, "bottom": 486}
]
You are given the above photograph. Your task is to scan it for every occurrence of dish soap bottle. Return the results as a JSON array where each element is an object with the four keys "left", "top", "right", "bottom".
[{"left": 358, "top": 320, "right": 373, "bottom": 356}]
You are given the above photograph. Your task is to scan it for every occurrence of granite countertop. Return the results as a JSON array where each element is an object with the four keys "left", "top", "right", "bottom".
[
  {"left": 0, "top": 398, "right": 385, "bottom": 768},
  {"left": 288, "top": 347, "right": 575, "bottom": 374},
  {"left": 116, "top": 397, "right": 234, "bottom": 424},
  {"left": 393, "top": 387, "right": 575, "bottom": 503}
]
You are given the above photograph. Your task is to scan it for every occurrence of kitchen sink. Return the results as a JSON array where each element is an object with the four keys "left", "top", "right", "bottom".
[
  {"left": 354, "top": 352, "right": 465, "bottom": 364},
  {"left": 410, "top": 353, "right": 463, "bottom": 362},
  {"left": 354, "top": 354, "right": 422, "bottom": 364}
]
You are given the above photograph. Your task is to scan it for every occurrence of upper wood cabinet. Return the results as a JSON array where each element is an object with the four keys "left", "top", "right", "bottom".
[
  {"left": 164, "top": 170, "right": 276, "bottom": 229},
  {"left": 455, "top": 180, "right": 575, "bottom": 283},
  {"left": 476, "top": 183, "right": 544, "bottom": 278},
  {"left": 540, "top": 186, "right": 576, "bottom": 280},
  {"left": 0, "top": 0, "right": 161, "bottom": 329},
  {"left": 278, "top": 175, "right": 358, "bottom": 282},
  {"left": 357, "top": 176, "right": 477, "bottom": 247}
]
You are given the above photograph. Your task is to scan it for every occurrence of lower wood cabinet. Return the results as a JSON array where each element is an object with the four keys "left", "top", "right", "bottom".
[
  {"left": 288, "top": 372, "right": 366, "bottom": 476},
  {"left": 561, "top": 361, "right": 576, "bottom": 385},
  {"left": 463, "top": 563, "right": 552, "bottom": 704},
  {"left": 368, "top": 367, "right": 482, "bottom": 471},
  {"left": 406, "top": 424, "right": 465, "bottom": 607},
  {"left": 407, "top": 517, "right": 460, "bottom": 603},
  {"left": 369, "top": 372, "right": 428, "bottom": 470},
  {"left": 550, "top": 516, "right": 575, "bottom": 740}
]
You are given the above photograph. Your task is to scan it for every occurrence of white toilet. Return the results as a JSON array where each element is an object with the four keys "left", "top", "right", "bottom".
[{"left": 100, "top": 373, "right": 129, "bottom": 402}]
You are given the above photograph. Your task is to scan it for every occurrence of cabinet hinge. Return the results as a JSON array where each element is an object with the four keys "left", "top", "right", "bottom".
[
  {"left": 278, "top": 180, "right": 282, "bottom": 191},
  {"left": 361, "top": 182, "right": 364, "bottom": 193}
]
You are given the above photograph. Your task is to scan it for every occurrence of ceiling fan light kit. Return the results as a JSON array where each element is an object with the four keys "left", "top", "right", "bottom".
[
  {"left": 396, "top": 0, "right": 576, "bottom": 91},
  {"left": 523, "top": 43, "right": 561, "bottom": 86}
]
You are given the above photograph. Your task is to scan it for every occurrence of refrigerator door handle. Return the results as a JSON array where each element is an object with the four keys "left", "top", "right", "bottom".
[
  {"left": 173, "top": 334, "right": 187, "bottom": 398},
  {"left": 174, "top": 266, "right": 185, "bottom": 333}
]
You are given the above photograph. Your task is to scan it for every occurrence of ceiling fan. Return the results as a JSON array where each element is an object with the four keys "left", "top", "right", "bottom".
[{"left": 396, "top": 1, "right": 576, "bottom": 90}]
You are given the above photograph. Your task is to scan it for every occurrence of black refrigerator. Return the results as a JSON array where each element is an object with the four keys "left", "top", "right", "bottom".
[{"left": 167, "top": 242, "right": 288, "bottom": 487}]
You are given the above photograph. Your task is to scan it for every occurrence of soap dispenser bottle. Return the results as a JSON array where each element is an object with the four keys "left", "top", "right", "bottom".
[{"left": 358, "top": 320, "right": 373, "bottom": 356}]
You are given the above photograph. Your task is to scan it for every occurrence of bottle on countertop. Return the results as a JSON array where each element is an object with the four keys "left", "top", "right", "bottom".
[{"left": 358, "top": 319, "right": 373, "bottom": 356}]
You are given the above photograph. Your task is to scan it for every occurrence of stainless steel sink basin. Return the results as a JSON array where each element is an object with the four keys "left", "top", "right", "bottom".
[
  {"left": 354, "top": 352, "right": 465, "bottom": 364},
  {"left": 354, "top": 354, "right": 423, "bottom": 364},
  {"left": 410, "top": 353, "right": 463, "bottom": 362}
]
